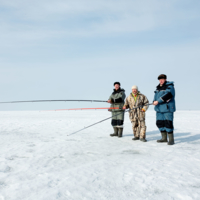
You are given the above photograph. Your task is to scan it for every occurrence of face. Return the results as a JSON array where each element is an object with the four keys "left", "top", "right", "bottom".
[
  {"left": 132, "top": 89, "right": 138, "bottom": 94},
  {"left": 114, "top": 84, "right": 120, "bottom": 90},
  {"left": 159, "top": 79, "right": 166, "bottom": 85}
]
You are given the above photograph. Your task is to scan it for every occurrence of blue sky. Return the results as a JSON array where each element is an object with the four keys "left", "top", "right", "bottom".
[{"left": 0, "top": 0, "right": 200, "bottom": 110}]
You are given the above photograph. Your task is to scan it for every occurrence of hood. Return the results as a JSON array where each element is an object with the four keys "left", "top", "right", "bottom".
[
  {"left": 156, "top": 81, "right": 174, "bottom": 90},
  {"left": 165, "top": 81, "right": 174, "bottom": 86},
  {"left": 112, "top": 88, "right": 125, "bottom": 94}
]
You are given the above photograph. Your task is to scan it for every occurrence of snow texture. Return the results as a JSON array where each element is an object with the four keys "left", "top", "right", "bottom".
[{"left": 0, "top": 110, "right": 200, "bottom": 200}]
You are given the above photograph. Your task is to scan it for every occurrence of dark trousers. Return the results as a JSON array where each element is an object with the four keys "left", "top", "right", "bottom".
[{"left": 156, "top": 112, "right": 174, "bottom": 133}]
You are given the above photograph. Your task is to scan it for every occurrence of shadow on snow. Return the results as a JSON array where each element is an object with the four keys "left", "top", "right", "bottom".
[{"left": 124, "top": 130, "right": 200, "bottom": 144}]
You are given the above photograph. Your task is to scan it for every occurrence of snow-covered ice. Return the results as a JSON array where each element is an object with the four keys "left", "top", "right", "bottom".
[{"left": 0, "top": 110, "right": 200, "bottom": 200}]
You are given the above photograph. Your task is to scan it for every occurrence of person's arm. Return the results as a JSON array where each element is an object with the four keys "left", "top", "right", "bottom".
[
  {"left": 122, "top": 92, "right": 126, "bottom": 101},
  {"left": 159, "top": 86, "right": 174, "bottom": 103},
  {"left": 107, "top": 95, "right": 113, "bottom": 103},
  {"left": 123, "top": 97, "right": 129, "bottom": 109},
  {"left": 153, "top": 91, "right": 159, "bottom": 105},
  {"left": 142, "top": 96, "right": 149, "bottom": 112}
]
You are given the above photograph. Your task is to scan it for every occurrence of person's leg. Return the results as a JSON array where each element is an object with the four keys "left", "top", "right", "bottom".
[
  {"left": 117, "top": 111, "right": 125, "bottom": 137},
  {"left": 132, "top": 122, "right": 137, "bottom": 136},
  {"left": 156, "top": 112, "right": 168, "bottom": 143},
  {"left": 110, "top": 127, "right": 118, "bottom": 137},
  {"left": 110, "top": 112, "right": 119, "bottom": 137},
  {"left": 110, "top": 111, "right": 124, "bottom": 137},
  {"left": 164, "top": 112, "right": 175, "bottom": 145},
  {"left": 139, "top": 120, "right": 147, "bottom": 142},
  {"left": 132, "top": 120, "right": 139, "bottom": 140}
]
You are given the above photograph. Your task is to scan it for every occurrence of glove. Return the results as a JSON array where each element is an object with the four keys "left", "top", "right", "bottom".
[{"left": 141, "top": 108, "right": 146, "bottom": 112}]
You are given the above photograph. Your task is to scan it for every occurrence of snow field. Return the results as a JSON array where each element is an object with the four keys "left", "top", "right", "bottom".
[{"left": 0, "top": 110, "right": 200, "bottom": 200}]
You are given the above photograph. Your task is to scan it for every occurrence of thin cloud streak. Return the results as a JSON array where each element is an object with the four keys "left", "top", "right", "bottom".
[{"left": 1, "top": 0, "right": 199, "bottom": 45}]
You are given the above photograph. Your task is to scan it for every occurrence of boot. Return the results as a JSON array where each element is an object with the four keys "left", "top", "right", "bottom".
[
  {"left": 157, "top": 131, "right": 168, "bottom": 143},
  {"left": 118, "top": 128, "right": 123, "bottom": 137},
  {"left": 168, "top": 132, "right": 175, "bottom": 145},
  {"left": 132, "top": 137, "right": 139, "bottom": 140},
  {"left": 110, "top": 127, "right": 118, "bottom": 137},
  {"left": 140, "top": 138, "right": 147, "bottom": 142}
]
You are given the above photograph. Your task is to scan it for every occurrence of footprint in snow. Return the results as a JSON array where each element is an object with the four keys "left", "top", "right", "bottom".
[
  {"left": 0, "top": 181, "right": 6, "bottom": 188},
  {"left": 5, "top": 156, "right": 14, "bottom": 161},
  {"left": 28, "top": 144, "right": 36, "bottom": 147},
  {"left": 86, "top": 152, "right": 98, "bottom": 155},
  {"left": 26, "top": 149, "right": 34, "bottom": 153},
  {"left": 65, "top": 139, "right": 78, "bottom": 141},
  {"left": 0, "top": 166, "right": 12, "bottom": 173},
  {"left": 122, "top": 150, "right": 140, "bottom": 154}
]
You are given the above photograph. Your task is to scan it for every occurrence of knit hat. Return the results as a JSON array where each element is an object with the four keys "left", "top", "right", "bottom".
[
  {"left": 158, "top": 74, "right": 167, "bottom": 80},
  {"left": 131, "top": 85, "right": 138, "bottom": 90},
  {"left": 114, "top": 82, "right": 121, "bottom": 86}
]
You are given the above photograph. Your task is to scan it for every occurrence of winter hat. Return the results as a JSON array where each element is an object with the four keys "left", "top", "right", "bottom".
[
  {"left": 158, "top": 74, "right": 167, "bottom": 80},
  {"left": 131, "top": 85, "right": 138, "bottom": 90},
  {"left": 114, "top": 82, "right": 121, "bottom": 86}
]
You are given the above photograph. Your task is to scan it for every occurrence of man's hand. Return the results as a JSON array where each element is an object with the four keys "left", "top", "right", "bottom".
[
  {"left": 107, "top": 100, "right": 112, "bottom": 103},
  {"left": 153, "top": 101, "right": 159, "bottom": 106},
  {"left": 123, "top": 106, "right": 126, "bottom": 110}
]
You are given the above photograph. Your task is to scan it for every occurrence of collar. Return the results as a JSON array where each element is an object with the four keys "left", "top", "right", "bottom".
[
  {"left": 157, "top": 81, "right": 167, "bottom": 90},
  {"left": 131, "top": 92, "right": 140, "bottom": 97},
  {"left": 113, "top": 87, "right": 124, "bottom": 94}
]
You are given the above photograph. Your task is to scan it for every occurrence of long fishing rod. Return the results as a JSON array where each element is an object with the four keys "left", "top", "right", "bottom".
[
  {"left": 68, "top": 103, "right": 153, "bottom": 136},
  {"left": 0, "top": 100, "right": 108, "bottom": 104},
  {"left": 44, "top": 107, "right": 120, "bottom": 111}
]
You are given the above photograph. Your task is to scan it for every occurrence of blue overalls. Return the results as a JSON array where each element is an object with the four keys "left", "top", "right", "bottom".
[{"left": 153, "top": 81, "right": 176, "bottom": 133}]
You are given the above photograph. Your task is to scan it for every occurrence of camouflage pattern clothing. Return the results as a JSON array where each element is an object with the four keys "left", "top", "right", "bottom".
[
  {"left": 108, "top": 88, "right": 126, "bottom": 127},
  {"left": 124, "top": 92, "right": 149, "bottom": 139}
]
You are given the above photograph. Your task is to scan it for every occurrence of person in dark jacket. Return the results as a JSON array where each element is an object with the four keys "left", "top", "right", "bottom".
[
  {"left": 108, "top": 82, "right": 126, "bottom": 137},
  {"left": 153, "top": 74, "right": 176, "bottom": 145}
]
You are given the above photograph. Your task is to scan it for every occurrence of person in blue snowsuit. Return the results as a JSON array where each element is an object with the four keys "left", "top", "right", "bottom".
[{"left": 153, "top": 74, "right": 176, "bottom": 145}]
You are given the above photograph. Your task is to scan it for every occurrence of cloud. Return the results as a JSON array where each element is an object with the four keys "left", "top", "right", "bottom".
[
  {"left": 1, "top": 0, "right": 198, "bottom": 44},
  {"left": 0, "top": 0, "right": 200, "bottom": 63}
]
